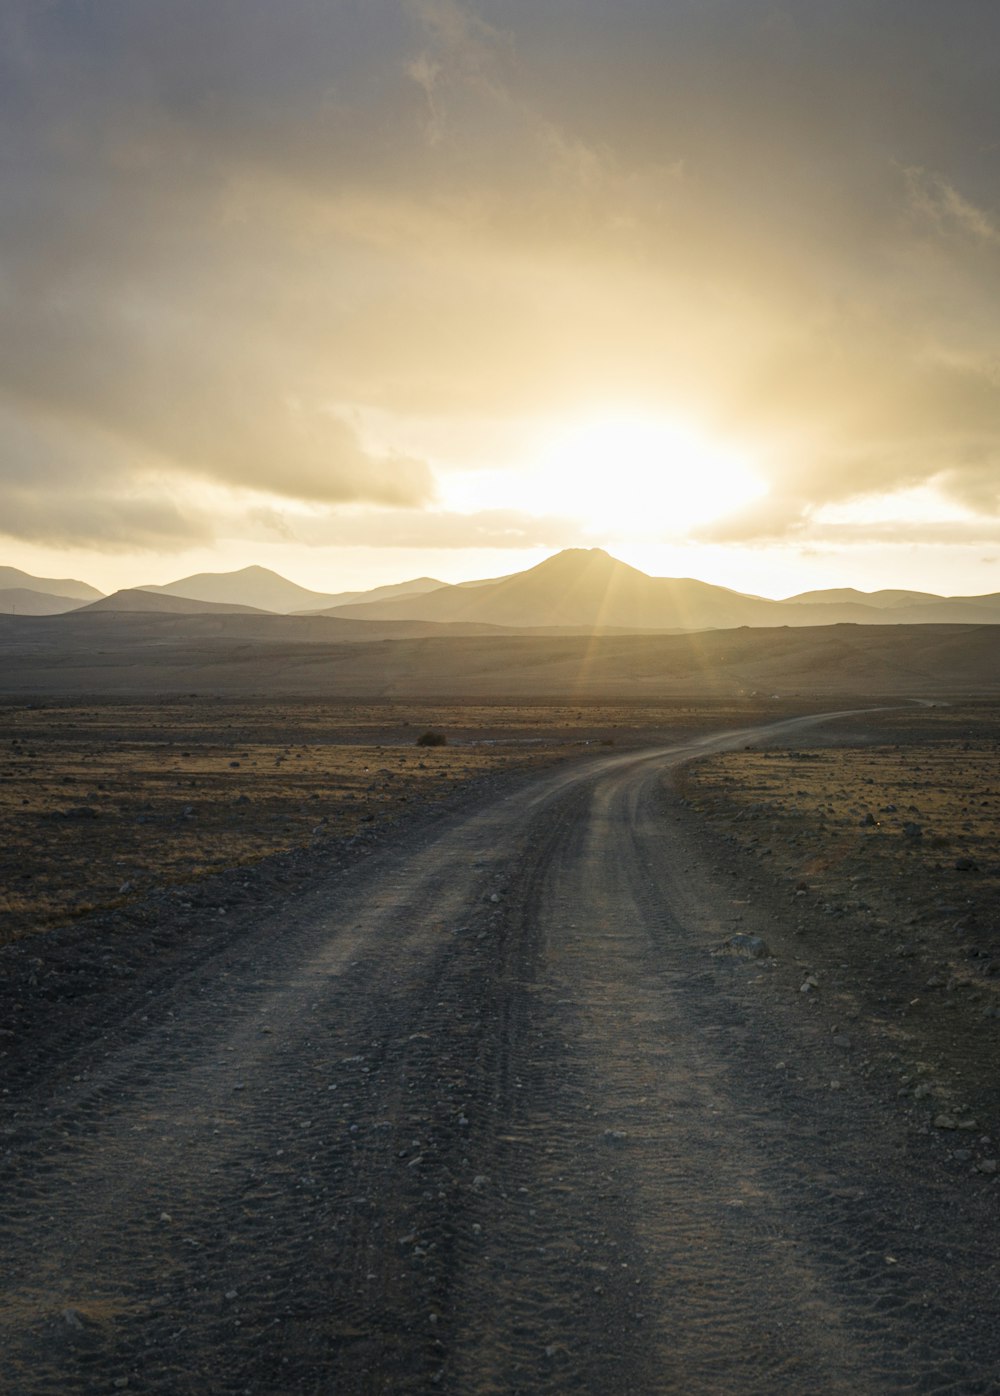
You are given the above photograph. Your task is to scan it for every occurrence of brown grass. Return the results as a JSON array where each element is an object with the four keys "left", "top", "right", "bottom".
[
  {"left": 679, "top": 701, "right": 1000, "bottom": 1013},
  {"left": 0, "top": 695, "right": 804, "bottom": 945}
]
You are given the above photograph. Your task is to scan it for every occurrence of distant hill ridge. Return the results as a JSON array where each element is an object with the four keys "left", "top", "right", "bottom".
[
  {"left": 319, "top": 547, "right": 1000, "bottom": 630},
  {"left": 77, "top": 590, "right": 270, "bottom": 617},
  {"left": 0, "top": 587, "right": 96, "bottom": 616},
  {"left": 0, "top": 567, "right": 103, "bottom": 604},
  {"left": 138, "top": 564, "right": 445, "bottom": 614},
  {"left": 5, "top": 549, "right": 1000, "bottom": 629}
]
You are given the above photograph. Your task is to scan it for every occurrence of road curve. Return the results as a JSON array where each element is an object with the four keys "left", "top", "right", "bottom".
[{"left": 2, "top": 710, "right": 998, "bottom": 1393}]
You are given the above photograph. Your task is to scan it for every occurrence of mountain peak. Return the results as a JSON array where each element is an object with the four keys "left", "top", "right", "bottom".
[{"left": 530, "top": 546, "right": 636, "bottom": 572}]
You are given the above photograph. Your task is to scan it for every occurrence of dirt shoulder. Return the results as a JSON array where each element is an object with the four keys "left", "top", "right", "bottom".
[{"left": 673, "top": 699, "right": 1000, "bottom": 1178}]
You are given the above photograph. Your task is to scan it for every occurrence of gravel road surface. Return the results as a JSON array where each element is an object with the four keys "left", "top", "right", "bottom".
[{"left": 3, "top": 711, "right": 998, "bottom": 1393}]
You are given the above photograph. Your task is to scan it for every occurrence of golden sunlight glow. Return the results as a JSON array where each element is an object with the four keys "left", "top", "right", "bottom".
[{"left": 527, "top": 414, "right": 766, "bottom": 538}]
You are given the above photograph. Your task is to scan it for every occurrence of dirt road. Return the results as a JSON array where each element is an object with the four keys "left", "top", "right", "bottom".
[{"left": 3, "top": 712, "right": 998, "bottom": 1393}]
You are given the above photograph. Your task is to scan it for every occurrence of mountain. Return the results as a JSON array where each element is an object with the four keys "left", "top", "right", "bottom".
[
  {"left": 321, "top": 548, "right": 1000, "bottom": 631},
  {"left": 137, "top": 565, "right": 336, "bottom": 613},
  {"left": 140, "top": 565, "right": 444, "bottom": 614},
  {"left": 9, "top": 549, "right": 1000, "bottom": 631},
  {"left": 786, "top": 587, "right": 944, "bottom": 608},
  {"left": 0, "top": 587, "right": 92, "bottom": 616},
  {"left": 76, "top": 589, "right": 269, "bottom": 616},
  {"left": 0, "top": 567, "right": 103, "bottom": 602},
  {"left": 293, "top": 577, "right": 446, "bottom": 614},
  {"left": 321, "top": 549, "right": 764, "bottom": 630}
]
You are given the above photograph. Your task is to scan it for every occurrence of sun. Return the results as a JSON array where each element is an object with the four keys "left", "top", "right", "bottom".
[{"left": 528, "top": 412, "right": 765, "bottom": 537}]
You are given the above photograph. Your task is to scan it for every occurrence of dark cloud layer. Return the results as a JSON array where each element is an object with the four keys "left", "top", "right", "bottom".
[{"left": 1, "top": 1, "right": 999, "bottom": 551}]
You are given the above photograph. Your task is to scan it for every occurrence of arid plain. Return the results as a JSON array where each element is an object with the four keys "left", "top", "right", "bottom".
[{"left": 2, "top": 676, "right": 1000, "bottom": 1391}]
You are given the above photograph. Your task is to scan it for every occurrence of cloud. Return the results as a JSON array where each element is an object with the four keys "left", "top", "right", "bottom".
[
  {"left": 2, "top": 0, "right": 1000, "bottom": 568},
  {"left": 0, "top": 403, "right": 212, "bottom": 550},
  {"left": 905, "top": 167, "right": 1000, "bottom": 245},
  {"left": 272, "top": 506, "right": 586, "bottom": 551},
  {"left": 0, "top": 486, "right": 210, "bottom": 553}
]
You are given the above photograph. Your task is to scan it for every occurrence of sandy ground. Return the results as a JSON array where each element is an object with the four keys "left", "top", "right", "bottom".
[
  {"left": 1, "top": 702, "right": 999, "bottom": 1392},
  {"left": 1, "top": 614, "right": 998, "bottom": 698}
]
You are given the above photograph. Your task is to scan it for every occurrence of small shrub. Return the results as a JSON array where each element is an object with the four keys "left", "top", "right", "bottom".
[{"left": 415, "top": 730, "right": 447, "bottom": 747}]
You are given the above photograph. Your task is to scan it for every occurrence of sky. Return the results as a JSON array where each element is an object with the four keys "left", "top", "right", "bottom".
[{"left": 2, "top": 0, "right": 1000, "bottom": 600}]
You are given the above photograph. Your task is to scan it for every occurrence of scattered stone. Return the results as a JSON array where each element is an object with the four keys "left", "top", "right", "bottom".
[
  {"left": 714, "top": 933, "right": 771, "bottom": 960},
  {"left": 800, "top": 974, "right": 820, "bottom": 993},
  {"left": 934, "top": 1114, "right": 959, "bottom": 1130},
  {"left": 975, "top": 1158, "right": 998, "bottom": 1175}
]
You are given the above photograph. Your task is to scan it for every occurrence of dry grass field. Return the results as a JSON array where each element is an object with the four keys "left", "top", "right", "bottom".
[
  {"left": 678, "top": 700, "right": 1000, "bottom": 1139},
  {"left": 0, "top": 695, "right": 802, "bottom": 946},
  {"left": 681, "top": 703, "right": 1000, "bottom": 956}
]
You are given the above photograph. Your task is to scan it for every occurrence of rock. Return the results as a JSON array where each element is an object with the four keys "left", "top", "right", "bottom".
[
  {"left": 955, "top": 857, "right": 980, "bottom": 872},
  {"left": 715, "top": 933, "right": 771, "bottom": 960},
  {"left": 832, "top": 1033, "right": 852, "bottom": 1049},
  {"left": 934, "top": 1114, "right": 958, "bottom": 1130},
  {"left": 903, "top": 822, "right": 923, "bottom": 839},
  {"left": 975, "top": 1158, "right": 998, "bottom": 1175},
  {"left": 859, "top": 812, "right": 876, "bottom": 827},
  {"left": 800, "top": 973, "right": 820, "bottom": 993}
]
